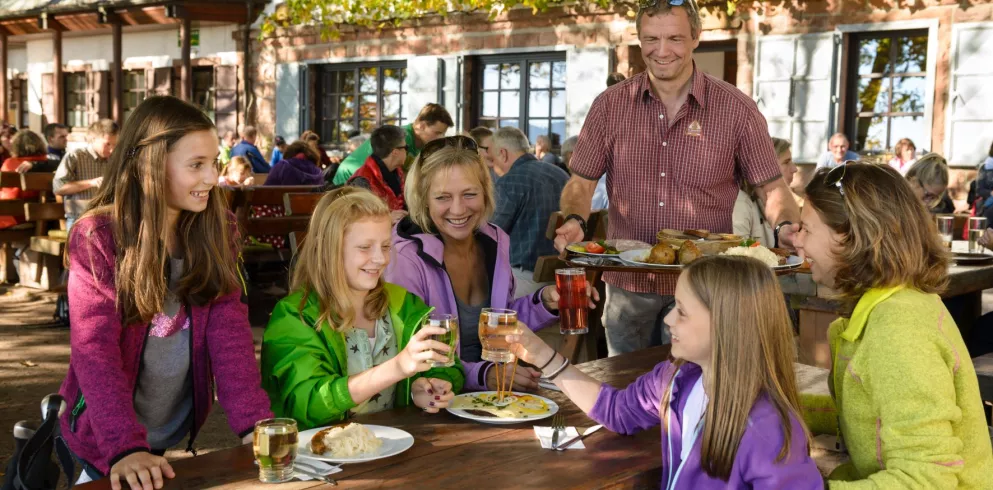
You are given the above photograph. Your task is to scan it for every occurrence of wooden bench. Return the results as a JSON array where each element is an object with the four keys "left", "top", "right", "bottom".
[
  {"left": 0, "top": 172, "right": 63, "bottom": 288},
  {"left": 229, "top": 185, "right": 319, "bottom": 263},
  {"left": 283, "top": 192, "right": 324, "bottom": 253}
]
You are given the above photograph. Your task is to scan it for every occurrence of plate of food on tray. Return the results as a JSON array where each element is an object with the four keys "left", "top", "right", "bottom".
[
  {"left": 618, "top": 230, "right": 805, "bottom": 271},
  {"left": 447, "top": 391, "right": 559, "bottom": 425},
  {"left": 297, "top": 422, "right": 414, "bottom": 463},
  {"left": 565, "top": 239, "right": 651, "bottom": 257}
]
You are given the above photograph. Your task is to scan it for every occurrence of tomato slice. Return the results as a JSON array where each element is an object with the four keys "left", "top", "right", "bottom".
[{"left": 585, "top": 242, "right": 606, "bottom": 254}]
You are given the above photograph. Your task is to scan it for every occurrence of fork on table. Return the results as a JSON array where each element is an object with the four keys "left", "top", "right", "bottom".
[{"left": 550, "top": 413, "right": 566, "bottom": 450}]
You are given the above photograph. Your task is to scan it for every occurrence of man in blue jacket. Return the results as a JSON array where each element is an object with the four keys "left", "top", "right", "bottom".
[{"left": 231, "top": 125, "right": 270, "bottom": 173}]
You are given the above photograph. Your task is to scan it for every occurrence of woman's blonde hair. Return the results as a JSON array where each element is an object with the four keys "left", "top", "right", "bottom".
[
  {"left": 660, "top": 255, "right": 810, "bottom": 481},
  {"left": 290, "top": 187, "right": 391, "bottom": 332},
  {"left": 222, "top": 156, "right": 253, "bottom": 179},
  {"left": 771, "top": 137, "right": 791, "bottom": 158},
  {"left": 404, "top": 142, "right": 495, "bottom": 234},
  {"left": 906, "top": 152, "right": 949, "bottom": 189},
  {"left": 805, "top": 164, "right": 949, "bottom": 301}
]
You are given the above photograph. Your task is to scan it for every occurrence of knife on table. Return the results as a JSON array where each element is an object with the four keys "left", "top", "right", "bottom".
[{"left": 555, "top": 424, "right": 604, "bottom": 451}]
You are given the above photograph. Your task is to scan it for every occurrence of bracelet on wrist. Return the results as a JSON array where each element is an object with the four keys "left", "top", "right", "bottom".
[
  {"left": 544, "top": 356, "right": 570, "bottom": 381},
  {"left": 537, "top": 351, "right": 557, "bottom": 371}
]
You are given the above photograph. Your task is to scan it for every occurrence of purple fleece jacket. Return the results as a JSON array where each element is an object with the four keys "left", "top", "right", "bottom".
[
  {"left": 386, "top": 218, "right": 557, "bottom": 390},
  {"left": 57, "top": 214, "right": 273, "bottom": 475},
  {"left": 590, "top": 361, "right": 823, "bottom": 489},
  {"left": 264, "top": 155, "right": 323, "bottom": 186}
]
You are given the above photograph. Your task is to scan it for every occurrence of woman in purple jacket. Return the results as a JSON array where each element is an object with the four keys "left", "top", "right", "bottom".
[
  {"left": 388, "top": 136, "right": 577, "bottom": 393},
  {"left": 508, "top": 256, "right": 823, "bottom": 489},
  {"left": 58, "top": 96, "right": 272, "bottom": 490}
]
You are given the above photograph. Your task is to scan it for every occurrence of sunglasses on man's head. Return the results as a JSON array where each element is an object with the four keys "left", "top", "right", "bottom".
[{"left": 420, "top": 135, "right": 479, "bottom": 160}]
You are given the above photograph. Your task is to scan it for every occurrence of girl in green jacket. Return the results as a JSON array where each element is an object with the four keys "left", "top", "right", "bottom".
[
  {"left": 796, "top": 163, "right": 993, "bottom": 488},
  {"left": 261, "top": 187, "right": 464, "bottom": 430}
]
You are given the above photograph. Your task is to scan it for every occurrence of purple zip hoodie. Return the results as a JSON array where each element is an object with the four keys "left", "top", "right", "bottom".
[
  {"left": 264, "top": 154, "right": 323, "bottom": 186},
  {"left": 57, "top": 214, "right": 273, "bottom": 475},
  {"left": 590, "top": 361, "right": 824, "bottom": 489},
  {"left": 387, "top": 218, "right": 557, "bottom": 390}
]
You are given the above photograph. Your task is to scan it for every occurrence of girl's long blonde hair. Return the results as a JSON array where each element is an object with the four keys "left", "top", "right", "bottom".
[
  {"left": 661, "top": 255, "right": 810, "bottom": 481},
  {"left": 290, "top": 187, "right": 391, "bottom": 332}
]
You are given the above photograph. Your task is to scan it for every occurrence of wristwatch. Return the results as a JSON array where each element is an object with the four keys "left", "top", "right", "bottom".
[
  {"left": 774, "top": 221, "right": 793, "bottom": 248},
  {"left": 564, "top": 214, "right": 588, "bottom": 236}
]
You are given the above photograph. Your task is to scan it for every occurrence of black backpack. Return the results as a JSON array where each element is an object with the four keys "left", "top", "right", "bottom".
[{"left": 1, "top": 395, "right": 75, "bottom": 490}]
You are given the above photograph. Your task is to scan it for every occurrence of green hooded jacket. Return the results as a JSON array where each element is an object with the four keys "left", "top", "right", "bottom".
[{"left": 261, "top": 283, "right": 464, "bottom": 430}]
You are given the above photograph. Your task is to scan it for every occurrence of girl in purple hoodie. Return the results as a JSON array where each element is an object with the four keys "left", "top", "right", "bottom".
[
  {"left": 58, "top": 96, "right": 272, "bottom": 490},
  {"left": 388, "top": 136, "right": 594, "bottom": 393},
  {"left": 508, "top": 256, "right": 824, "bottom": 489}
]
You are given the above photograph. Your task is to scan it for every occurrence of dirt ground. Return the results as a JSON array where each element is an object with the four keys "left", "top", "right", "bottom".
[{"left": 0, "top": 284, "right": 277, "bottom": 480}]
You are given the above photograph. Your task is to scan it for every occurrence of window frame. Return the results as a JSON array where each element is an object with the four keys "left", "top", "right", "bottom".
[
  {"left": 314, "top": 61, "right": 409, "bottom": 147},
  {"left": 844, "top": 28, "right": 929, "bottom": 154},
  {"left": 63, "top": 72, "right": 89, "bottom": 129},
  {"left": 472, "top": 52, "right": 568, "bottom": 148},
  {"left": 121, "top": 69, "right": 148, "bottom": 123},
  {"left": 192, "top": 66, "right": 216, "bottom": 121}
]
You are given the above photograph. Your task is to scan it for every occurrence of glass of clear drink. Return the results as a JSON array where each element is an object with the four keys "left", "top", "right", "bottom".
[
  {"left": 968, "top": 217, "right": 988, "bottom": 253},
  {"left": 935, "top": 215, "right": 954, "bottom": 250},
  {"left": 478, "top": 308, "right": 520, "bottom": 363},
  {"left": 253, "top": 418, "right": 298, "bottom": 483},
  {"left": 425, "top": 312, "right": 459, "bottom": 367},
  {"left": 556, "top": 268, "right": 589, "bottom": 335}
]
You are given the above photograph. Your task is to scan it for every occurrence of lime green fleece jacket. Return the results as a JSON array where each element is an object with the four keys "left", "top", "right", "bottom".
[{"left": 802, "top": 286, "right": 993, "bottom": 488}]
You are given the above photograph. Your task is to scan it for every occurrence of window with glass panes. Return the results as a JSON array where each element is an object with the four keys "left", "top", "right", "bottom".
[
  {"left": 192, "top": 67, "right": 215, "bottom": 120},
  {"left": 847, "top": 30, "right": 928, "bottom": 153},
  {"left": 315, "top": 62, "right": 408, "bottom": 145},
  {"left": 64, "top": 73, "right": 88, "bottom": 128},
  {"left": 122, "top": 70, "right": 147, "bottom": 123},
  {"left": 475, "top": 53, "right": 566, "bottom": 148}
]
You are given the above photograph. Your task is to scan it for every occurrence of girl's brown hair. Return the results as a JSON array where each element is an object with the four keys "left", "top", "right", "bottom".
[
  {"left": 404, "top": 143, "right": 495, "bottom": 234},
  {"left": 660, "top": 255, "right": 810, "bottom": 481},
  {"left": 805, "top": 163, "right": 949, "bottom": 300},
  {"left": 10, "top": 130, "right": 47, "bottom": 158},
  {"left": 283, "top": 140, "right": 320, "bottom": 164},
  {"left": 290, "top": 187, "right": 391, "bottom": 332},
  {"left": 76, "top": 95, "right": 237, "bottom": 325}
]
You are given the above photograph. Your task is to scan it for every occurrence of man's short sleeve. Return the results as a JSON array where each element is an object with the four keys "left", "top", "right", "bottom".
[
  {"left": 735, "top": 110, "right": 782, "bottom": 187},
  {"left": 568, "top": 97, "right": 611, "bottom": 182},
  {"left": 52, "top": 152, "right": 76, "bottom": 194}
]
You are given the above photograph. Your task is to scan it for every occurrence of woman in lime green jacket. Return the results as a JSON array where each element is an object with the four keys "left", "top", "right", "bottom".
[
  {"left": 261, "top": 188, "right": 464, "bottom": 430},
  {"left": 795, "top": 163, "right": 993, "bottom": 488}
]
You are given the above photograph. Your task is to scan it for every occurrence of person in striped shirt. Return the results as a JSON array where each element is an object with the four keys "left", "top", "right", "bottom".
[{"left": 53, "top": 119, "right": 118, "bottom": 230}]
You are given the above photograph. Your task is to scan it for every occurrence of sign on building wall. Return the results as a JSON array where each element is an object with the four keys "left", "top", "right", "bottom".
[{"left": 177, "top": 29, "right": 201, "bottom": 48}]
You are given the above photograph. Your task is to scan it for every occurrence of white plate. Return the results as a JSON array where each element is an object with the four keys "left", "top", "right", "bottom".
[
  {"left": 565, "top": 240, "right": 651, "bottom": 258},
  {"left": 297, "top": 424, "right": 414, "bottom": 463},
  {"left": 619, "top": 249, "right": 805, "bottom": 271},
  {"left": 447, "top": 391, "right": 559, "bottom": 425}
]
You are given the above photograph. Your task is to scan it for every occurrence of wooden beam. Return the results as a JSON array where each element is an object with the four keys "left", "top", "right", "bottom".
[
  {"left": 178, "top": 16, "right": 191, "bottom": 101},
  {"left": 111, "top": 20, "right": 123, "bottom": 125},
  {"left": 52, "top": 27, "right": 63, "bottom": 124},
  {"left": 0, "top": 29, "right": 7, "bottom": 126}
]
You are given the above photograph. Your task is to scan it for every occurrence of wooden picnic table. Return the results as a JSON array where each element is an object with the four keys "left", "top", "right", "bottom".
[{"left": 77, "top": 346, "right": 840, "bottom": 489}]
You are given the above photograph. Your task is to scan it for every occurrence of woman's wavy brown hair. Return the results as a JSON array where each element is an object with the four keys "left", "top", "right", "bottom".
[
  {"left": 290, "top": 187, "right": 391, "bottom": 332},
  {"left": 10, "top": 130, "right": 47, "bottom": 158},
  {"left": 804, "top": 163, "right": 949, "bottom": 301},
  {"left": 74, "top": 95, "right": 237, "bottom": 325}
]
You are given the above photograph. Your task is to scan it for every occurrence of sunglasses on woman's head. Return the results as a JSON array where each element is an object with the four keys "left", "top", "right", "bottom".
[
  {"left": 639, "top": 0, "right": 691, "bottom": 8},
  {"left": 824, "top": 161, "right": 857, "bottom": 197},
  {"left": 419, "top": 135, "right": 479, "bottom": 160}
]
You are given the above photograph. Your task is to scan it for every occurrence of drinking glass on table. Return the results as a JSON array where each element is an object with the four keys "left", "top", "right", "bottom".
[
  {"left": 935, "top": 215, "right": 954, "bottom": 250},
  {"left": 479, "top": 308, "right": 520, "bottom": 363},
  {"left": 968, "top": 217, "right": 988, "bottom": 253},
  {"left": 253, "top": 418, "right": 298, "bottom": 483},
  {"left": 425, "top": 312, "right": 459, "bottom": 367},
  {"left": 556, "top": 268, "right": 589, "bottom": 335}
]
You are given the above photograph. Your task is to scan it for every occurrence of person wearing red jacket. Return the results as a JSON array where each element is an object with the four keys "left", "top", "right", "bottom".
[
  {"left": 348, "top": 125, "right": 408, "bottom": 222},
  {"left": 0, "top": 130, "right": 50, "bottom": 229}
]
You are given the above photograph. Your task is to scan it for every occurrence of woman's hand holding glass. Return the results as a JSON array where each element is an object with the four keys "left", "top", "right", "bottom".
[
  {"left": 394, "top": 326, "right": 451, "bottom": 377},
  {"left": 540, "top": 284, "right": 599, "bottom": 311},
  {"left": 411, "top": 377, "right": 454, "bottom": 413},
  {"left": 504, "top": 327, "right": 557, "bottom": 375}
]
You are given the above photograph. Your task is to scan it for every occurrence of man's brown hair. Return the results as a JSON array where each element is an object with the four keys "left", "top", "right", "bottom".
[
  {"left": 415, "top": 103, "right": 454, "bottom": 127},
  {"left": 636, "top": 0, "right": 701, "bottom": 39},
  {"left": 87, "top": 118, "right": 119, "bottom": 138}
]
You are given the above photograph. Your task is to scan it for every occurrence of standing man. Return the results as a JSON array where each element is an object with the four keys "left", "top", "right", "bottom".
[
  {"left": 53, "top": 119, "right": 118, "bottom": 230},
  {"left": 490, "top": 127, "right": 569, "bottom": 295},
  {"left": 816, "top": 132, "right": 860, "bottom": 169},
  {"left": 333, "top": 103, "right": 453, "bottom": 185},
  {"left": 231, "top": 126, "right": 270, "bottom": 173},
  {"left": 43, "top": 123, "right": 70, "bottom": 171},
  {"left": 554, "top": 0, "right": 800, "bottom": 356}
]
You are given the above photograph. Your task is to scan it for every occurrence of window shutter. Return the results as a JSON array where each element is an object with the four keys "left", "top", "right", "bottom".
[
  {"left": 214, "top": 65, "right": 238, "bottom": 136},
  {"left": 41, "top": 73, "right": 57, "bottom": 125},
  {"left": 275, "top": 63, "right": 301, "bottom": 140},
  {"left": 945, "top": 22, "right": 993, "bottom": 165},
  {"left": 88, "top": 70, "right": 110, "bottom": 122},
  {"left": 152, "top": 67, "right": 173, "bottom": 96}
]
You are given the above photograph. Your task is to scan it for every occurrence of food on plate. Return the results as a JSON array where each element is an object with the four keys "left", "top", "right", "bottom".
[
  {"left": 566, "top": 240, "right": 620, "bottom": 255},
  {"left": 310, "top": 423, "right": 383, "bottom": 457},
  {"left": 717, "top": 233, "right": 743, "bottom": 241},
  {"left": 720, "top": 242, "right": 785, "bottom": 267},
  {"left": 678, "top": 240, "right": 702, "bottom": 265},
  {"left": 683, "top": 229, "right": 711, "bottom": 239},
  {"left": 450, "top": 392, "right": 551, "bottom": 419},
  {"left": 647, "top": 243, "right": 676, "bottom": 265}
]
